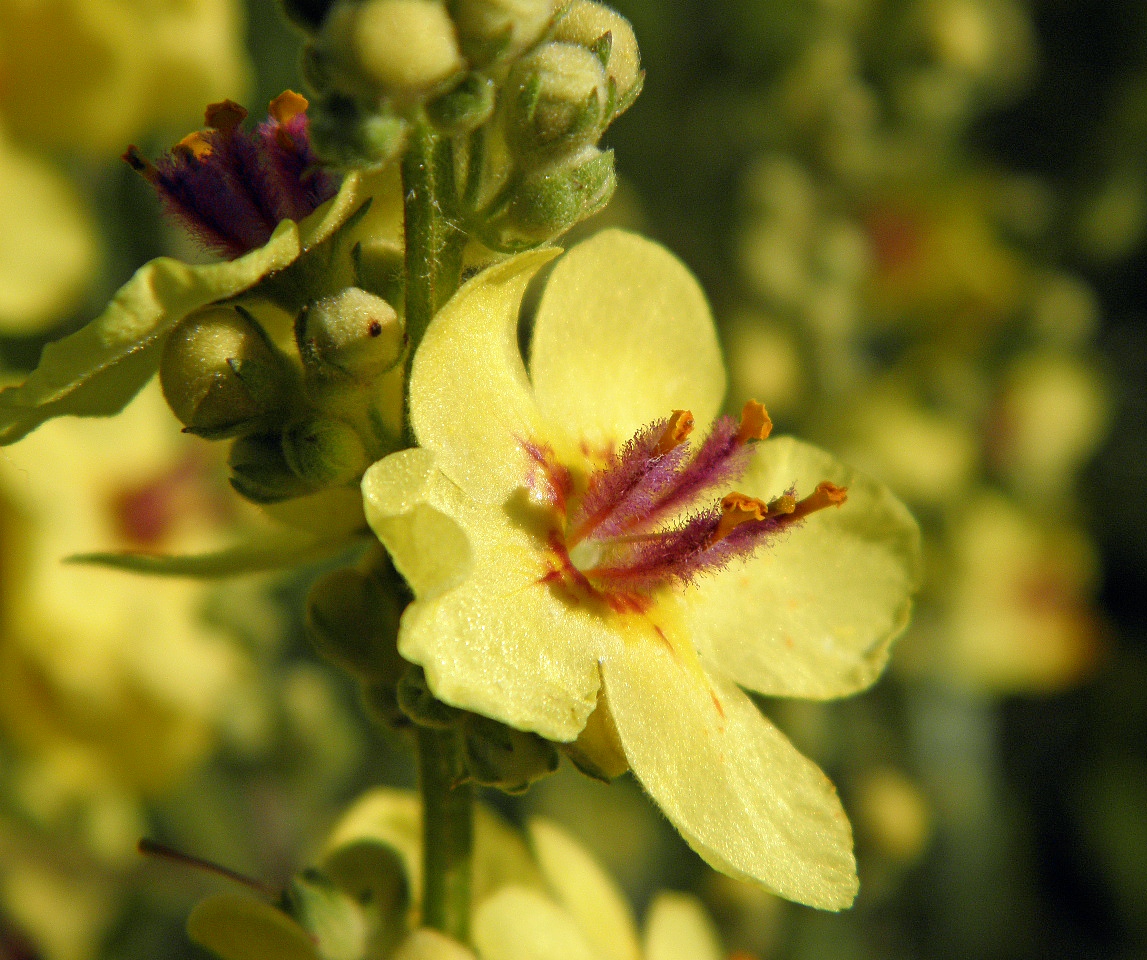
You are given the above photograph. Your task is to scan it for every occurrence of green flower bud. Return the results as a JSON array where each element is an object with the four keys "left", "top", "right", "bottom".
[
  {"left": 297, "top": 287, "right": 405, "bottom": 380},
  {"left": 426, "top": 72, "right": 497, "bottom": 134},
  {"left": 551, "top": 0, "right": 642, "bottom": 113},
  {"left": 461, "top": 713, "right": 559, "bottom": 793},
  {"left": 307, "top": 92, "right": 409, "bottom": 169},
  {"left": 321, "top": 0, "right": 465, "bottom": 99},
  {"left": 282, "top": 415, "right": 370, "bottom": 487},
  {"left": 228, "top": 432, "right": 316, "bottom": 504},
  {"left": 305, "top": 567, "right": 404, "bottom": 681},
  {"left": 506, "top": 42, "right": 609, "bottom": 160},
  {"left": 160, "top": 306, "right": 292, "bottom": 440},
  {"left": 482, "top": 146, "right": 615, "bottom": 248},
  {"left": 447, "top": 0, "right": 559, "bottom": 66}
]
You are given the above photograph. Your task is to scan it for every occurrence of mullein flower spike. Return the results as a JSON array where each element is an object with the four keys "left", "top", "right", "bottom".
[{"left": 124, "top": 92, "right": 340, "bottom": 259}]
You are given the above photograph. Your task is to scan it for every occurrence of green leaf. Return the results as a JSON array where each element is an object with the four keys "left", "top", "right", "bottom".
[{"left": 67, "top": 528, "right": 362, "bottom": 578}]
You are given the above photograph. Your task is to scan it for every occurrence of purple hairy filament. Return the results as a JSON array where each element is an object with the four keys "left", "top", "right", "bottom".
[
  {"left": 123, "top": 91, "right": 340, "bottom": 259},
  {"left": 530, "top": 401, "right": 848, "bottom": 614}
]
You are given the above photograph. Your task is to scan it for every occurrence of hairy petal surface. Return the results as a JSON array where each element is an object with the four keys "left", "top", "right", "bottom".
[
  {"left": 366, "top": 450, "right": 613, "bottom": 741},
  {"left": 602, "top": 641, "right": 858, "bottom": 910},
  {"left": 410, "top": 249, "right": 560, "bottom": 503},
  {"left": 687, "top": 437, "right": 922, "bottom": 699},
  {"left": 530, "top": 230, "right": 725, "bottom": 454}
]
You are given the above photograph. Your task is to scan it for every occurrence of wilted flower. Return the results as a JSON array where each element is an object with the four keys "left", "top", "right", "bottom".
[{"left": 364, "top": 229, "right": 920, "bottom": 909}]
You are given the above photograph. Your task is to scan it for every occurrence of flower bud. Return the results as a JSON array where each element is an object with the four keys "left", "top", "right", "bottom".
[
  {"left": 305, "top": 567, "right": 403, "bottom": 681},
  {"left": 482, "top": 146, "right": 615, "bottom": 248},
  {"left": 426, "top": 73, "right": 497, "bottom": 133},
  {"left": 160, "top": 306, "right": 291, "bottom": 439},
  {"left": 297, "top": 287, "right": 404, "bottom": 379},
  {"left": 397, "top": 666, "right": 461, "bottom": 729},
  {"left": 282, "top": 415, "right": 370, "bottom": 487},
  {"left": 307, "top": 91, "right": 409, "bottom": 169},
  {"left": 321, "top": 0, "right": 465, "bottom": 99},
  {"left": 448, "top": 0, "right": 559, "bottom": 66},
  {"left": 229, "top": 431, "right": 316, "bottom": 503},
  {"left": 551, "top": 1, "right": 642, "bottom": 112},
  {"left": 506, "top": 42, "right": 609, "bottom": 160}
]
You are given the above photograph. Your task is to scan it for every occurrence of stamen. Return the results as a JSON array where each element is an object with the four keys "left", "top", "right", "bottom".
[
  {"left": 788, "top": 480, "right": 848, "bottom": 521},
  {"left": 736, "top": 399, "right": 773, "bottom": 444},
  {"left": 654, "top": 409, "right": 694, "bottom": 455},
  {"left": 712, "top": 492, "right": 768, "bottom": 542}
]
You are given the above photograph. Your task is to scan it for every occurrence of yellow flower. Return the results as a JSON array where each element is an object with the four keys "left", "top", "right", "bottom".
[
  {"left": 188, "top": 787, "right": 728, "bottom": 960},
  {"left": 363, "top": 230, "right": 921, "bottom": 909}
]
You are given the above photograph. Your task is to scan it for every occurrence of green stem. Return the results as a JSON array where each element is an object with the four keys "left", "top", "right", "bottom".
[
  {"left": 417, "top": 725, "right": 474, "bottom": 942},
  {"left": 401, "top": 122, "right": 466, "bottom": 355}
]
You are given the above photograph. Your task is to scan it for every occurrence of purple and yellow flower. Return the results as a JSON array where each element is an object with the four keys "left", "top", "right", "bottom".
[{"left": 363, "top": 229, "right": 921, "bottom": 909}]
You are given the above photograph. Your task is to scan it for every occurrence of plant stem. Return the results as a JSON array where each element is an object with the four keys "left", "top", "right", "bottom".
[
  {"left": 417, "top": 725, "right": 474, "bottom": 942},
  {"left": 401, "top": 122, "right": 466, "bottom": 355}
]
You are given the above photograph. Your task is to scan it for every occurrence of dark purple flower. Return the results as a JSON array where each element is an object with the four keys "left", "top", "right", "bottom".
[{"left": 124, "top": 92, "right": 341, "bottom": 259}]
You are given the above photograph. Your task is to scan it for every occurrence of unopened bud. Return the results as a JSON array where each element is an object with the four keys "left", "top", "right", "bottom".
[
  {"left": 506, "top": 42, "right": 609, "bottom": 160},
  {"left": 397, "top": 667, "right": 461, "bottom": 729},
  {"left": 282, "top": 415, "right": 370, "bottom": 487},
  {"left": 483, "top": 146, "right": 615, "bottom": 248},
  {"left": 551, "top": 1, "right": 642, "bottom": 112},
  {"left": 229, "top": 432, "right": 315, "bottom": 503},
  {"left": 307, "top": 91, "right": 409, "bottom": 169},
  {"left": 448, "top": 0, "right": 559, "bottom": 66},
  {"left": 305, "top": 567, "right": 403, "bottom": 681},
  {"left": 426, "top": 73, "right": 497, "bottom": 133},
  {"left": 298, "top": 287, "right": 404, "bottom": 379},
  {"left": 322, "top": 0, "right": 465, "bottom": 99},
  {"left": 160, "top": 306, "right": 291, "bottom": 439}
]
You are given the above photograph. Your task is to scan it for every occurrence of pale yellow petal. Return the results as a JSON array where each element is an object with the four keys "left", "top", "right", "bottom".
[
  {"left": 362, "top": 449, "right": 473, "bottom": 600},
  {"left": 687, "top": 437, "right": 921, "bottom": 699},
  {"left": 643, "top": 893, "right": 723, "bottom": 960},
  {"left": 187, "top": 894, "right": 321, "bottom": 960},
  {"left": 394, "top": 929, "right": 478, "bottom": 960},
  {"left": 410, "top": 249, "right": 559, "bottom": 503},
  {"left": 396, "top": 510, "right": 612, "bottom": 741},
  {"left": 601, "top": 642, "right": 857, "bottom": 910},
  {"left": 528, "top": 819, "right": 640, "bottom": 960},
  {"left": 473, "top": 887, "right": 601, "bottom": 960},
  {"left": 530, "top": 230, "right": 725, "bottom": 453}
]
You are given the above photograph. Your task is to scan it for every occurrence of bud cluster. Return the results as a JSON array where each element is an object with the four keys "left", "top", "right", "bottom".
[
  {"left": 295, "top": 0, "right": 642, "bottom": 248},
  {"left": 159, "top": 222, "right": 407, "bottom": 506}
]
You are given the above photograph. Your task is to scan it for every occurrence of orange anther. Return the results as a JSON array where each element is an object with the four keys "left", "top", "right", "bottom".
[
  {"left": 269, "top": 90, "right": 309, "bottom": 125},
  {"left": 173, "top": 131, "right": 213, "bottom": 160},
  {"left": 736, "top": 399, "right": 773, "bottom": 443},
  {"left": 204, "top": 99, "right": 248, "bottom": 133},
  {"left": 712, "top": 492, "right": 769, "bottom": 542},
  {"left": 789, "top": 480, "right": 848, "bottom": 522},
  {"left": 655, "top": 410, "right": 695, "bottom": 455}
]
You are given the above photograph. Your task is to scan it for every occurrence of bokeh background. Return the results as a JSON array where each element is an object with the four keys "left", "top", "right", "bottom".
[{"left": 1, "top": 1, "right": 1145, "bottom": 958}]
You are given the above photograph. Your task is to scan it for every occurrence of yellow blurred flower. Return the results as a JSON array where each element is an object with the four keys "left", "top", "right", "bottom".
[{"left": 364, "top": 230, "right": 921, "bottom": 909}]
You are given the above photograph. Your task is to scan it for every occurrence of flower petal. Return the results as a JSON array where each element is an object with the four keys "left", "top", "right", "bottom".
[
  {"left": 643, "top": 893, "right": 723, "bottom": 960},
  {"left": 601, "top": 641, "right": 858, "bottom": 910},
  {"left": 529, "top": 819, "right": 640, "bottom": 960},
  {"left": 410, "top": 248, "right": 560, "bottom": 503},
  {"left": 473, "top": 887, "right": 601, "bottom": 960},
  {"left": 530, "top": 230, "right": 725, "bottom": 454},
  {"left": 187, "top": 894, "right": 320, "bottom": 960},
  {"left": 394, "top": 929, "right": 478, "bottom": 960},
  {"left": 687, "top": 437, "right": 921, "bottom": 699}
]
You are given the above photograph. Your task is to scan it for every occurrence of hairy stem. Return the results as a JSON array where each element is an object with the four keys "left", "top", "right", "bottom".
[{"left": 417, "top": 726, "right": 474, "bottom": 941}]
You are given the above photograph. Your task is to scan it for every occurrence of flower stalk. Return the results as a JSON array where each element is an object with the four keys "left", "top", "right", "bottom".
[{"left": 416, "top": 725, "right": 475, "bottom": 942}]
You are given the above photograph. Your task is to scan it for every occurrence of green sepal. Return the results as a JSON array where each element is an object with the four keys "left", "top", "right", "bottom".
[
  {"left": 460, "top": 714, "right": 559, "bottom": 794},
  {"left": 305, "top": 565, "right": 405, "bottom": 682},
  {"left": 229, "top": 431, "right": 317, "bottom": 504},
  {"left": 285, "top": 869, "right": 369, "bottom": 960},
  {"left": 397, "top": 666, "right": 462, "bottom": 730}
]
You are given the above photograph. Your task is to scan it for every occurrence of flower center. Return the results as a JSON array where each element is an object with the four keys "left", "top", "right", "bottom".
[{"left": 528, "top": 401, "right": 847, "bottom": 610}]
